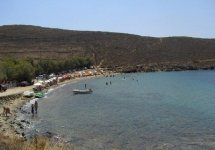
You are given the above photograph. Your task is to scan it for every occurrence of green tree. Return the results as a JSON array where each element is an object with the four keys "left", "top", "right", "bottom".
[
  {"left": 0, "top": 64, "right": 7, "bottom": 82},
  {"left": 0, "top": 59, "right": 17, "bottom": 81},
  {"left": 15, "top": 60, "right": 35, "bottom": 82},
  {"left": 0, "top": 56, "right": 94, "bottom": 82}
]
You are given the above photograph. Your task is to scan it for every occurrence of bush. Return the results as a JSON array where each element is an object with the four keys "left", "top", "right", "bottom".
[{"left": 0, "top": 57, "right": 94, "bottom": 83}]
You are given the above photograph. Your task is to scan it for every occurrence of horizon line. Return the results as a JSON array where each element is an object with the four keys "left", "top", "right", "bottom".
[{"left": 1, "top": 24, "right": 214, "bottom": 40}]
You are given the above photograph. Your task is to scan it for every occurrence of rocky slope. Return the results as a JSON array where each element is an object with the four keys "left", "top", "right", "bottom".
[{"left": 0, "top": 25, "right": 215, "bottom": 71}]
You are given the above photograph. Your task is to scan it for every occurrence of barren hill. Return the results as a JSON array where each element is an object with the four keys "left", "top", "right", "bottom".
[{"left": 0, "top": 25, "right": 215, "bottom": 71}]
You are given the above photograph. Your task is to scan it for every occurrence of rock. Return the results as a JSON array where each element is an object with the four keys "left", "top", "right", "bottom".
[
  {"left": 4, "top": 118, "right": 9, "bottom": 121},
  {"left": 21, "top": 132, "right": 25, "bottom": 136},
  {"left": 9, "top": 121, "right": 14, "bottom": 124},
  {"left": 43, "top": 131, "right": 56, "bottom": 138},
  {"left": 16, "top": 122, "right": 22, "bottom": 126},
  {"left": 15, "top": 129, "right": 20, "bottom": 134}
]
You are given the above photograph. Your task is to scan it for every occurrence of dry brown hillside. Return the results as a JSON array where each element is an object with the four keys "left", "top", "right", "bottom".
[{"left": 0, "top": 25, "right": 215, "bottom": 70}]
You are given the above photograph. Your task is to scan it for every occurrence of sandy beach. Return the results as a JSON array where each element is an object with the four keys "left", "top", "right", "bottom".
[{"left": 0, "top": 69, "right": 110, "bottom": 139}]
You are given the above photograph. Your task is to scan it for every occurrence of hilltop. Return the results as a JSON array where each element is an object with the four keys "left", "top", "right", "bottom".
[{"left": 1, "top": 25, "right": 215, "bottom": 72}]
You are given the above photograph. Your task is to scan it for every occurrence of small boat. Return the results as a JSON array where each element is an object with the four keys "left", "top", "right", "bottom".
[
  {"left": 73, "top": 89, "right": 93, "bottom": 94},
  {"left": 35, "top": 92, "right": 45, "bottom": 98},
  {"left": 23, "top": 91, "right": 34, "bottom": 97}
]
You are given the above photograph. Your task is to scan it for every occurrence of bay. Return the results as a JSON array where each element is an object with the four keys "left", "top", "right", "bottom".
[{"left": 22, "top": 70, "right": 215, "bottom": 150}]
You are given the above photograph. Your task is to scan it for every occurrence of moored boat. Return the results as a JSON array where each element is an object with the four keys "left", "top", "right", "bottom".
[
  {"left": 35, "top": 92, "right": 45, "bottom": 98},
  {"left": 73, "top": 89, "right": 93, "bottom": 94},
  {"left": 23, "top": 91, "right": 34, "bottom": 97}
]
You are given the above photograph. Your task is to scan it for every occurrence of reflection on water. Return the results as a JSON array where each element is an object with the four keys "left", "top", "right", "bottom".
[{"left": 23, "top": 71, "right": 215, "bottom": 149}]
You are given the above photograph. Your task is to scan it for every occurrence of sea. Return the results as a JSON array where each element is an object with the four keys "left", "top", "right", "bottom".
[{"left": 19, "top": 70, "right": 215, "bottom": 150}]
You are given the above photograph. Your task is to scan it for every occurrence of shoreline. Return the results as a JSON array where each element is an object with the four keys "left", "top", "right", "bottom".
[
  {"left": 1, "top": 68, "right": 211, "bottom": 140},
  {"left": 0, "top": 70, "right": 109, "bottom": 140},
  {"left": 114, "top": 62, "right": 215, "bottom": 73}
]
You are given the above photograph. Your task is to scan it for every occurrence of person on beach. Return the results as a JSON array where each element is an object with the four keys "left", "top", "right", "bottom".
[
  {"left": 85, "top": 83, "right": 87, "bottom": 88},
  {"left": 31, "top": 104, "right": 34, "bottom": 115},
  {"left": 35, "top": 101, "right": 38, "bottom": 114}
]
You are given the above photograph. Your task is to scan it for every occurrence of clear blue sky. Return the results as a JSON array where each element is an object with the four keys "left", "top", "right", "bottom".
[{"left": 0, "top": 0, "right": 215, "bottom": 38}]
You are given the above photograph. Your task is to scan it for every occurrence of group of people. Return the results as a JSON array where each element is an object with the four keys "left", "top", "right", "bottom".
[
  {"left": 31, "top": 101, "right": 38, "bottom": 115},
  {"left": 106, "top": 81, "right": 111, "bottom": 85}
]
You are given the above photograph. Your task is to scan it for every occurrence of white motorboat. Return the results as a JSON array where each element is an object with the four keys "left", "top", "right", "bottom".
[
  {"left": 23, "top": 91, "right": 34, "bottom": 97},
  {"left": 73, "top": 89, "right": 93, "bottom": 94}
]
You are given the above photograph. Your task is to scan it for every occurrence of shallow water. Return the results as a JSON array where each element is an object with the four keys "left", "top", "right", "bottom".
[{"left": 22, "top": 71, "right": 215, "bottom": 149}]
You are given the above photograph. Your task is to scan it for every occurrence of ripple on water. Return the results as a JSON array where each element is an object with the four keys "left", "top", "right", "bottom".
[{"left": 21, "top": 71, "right": 215, "bottom": 149}]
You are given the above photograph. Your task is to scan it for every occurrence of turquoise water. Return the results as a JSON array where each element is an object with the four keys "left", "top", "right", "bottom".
[{"left": 23, "top": 71, "right": 215, "bottom": 149}]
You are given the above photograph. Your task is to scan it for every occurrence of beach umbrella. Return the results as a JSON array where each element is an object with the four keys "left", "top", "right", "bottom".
[
  {"left": 38, "top": 80, "right": 44, "bottom": 84},
  {"left": 49, "top": 73, "right": 55, "bottom": 78},
  {"left": 45, "top": 80, "right": 50, "bottom": 83},
  {"left": 34, "top": 82, "right": 42, "bottom": 86}
]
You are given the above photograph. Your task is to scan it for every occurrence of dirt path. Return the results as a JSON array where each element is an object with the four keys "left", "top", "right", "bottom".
[{"left": 0, "top": 86, "right": 34, "bottom": 97}]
